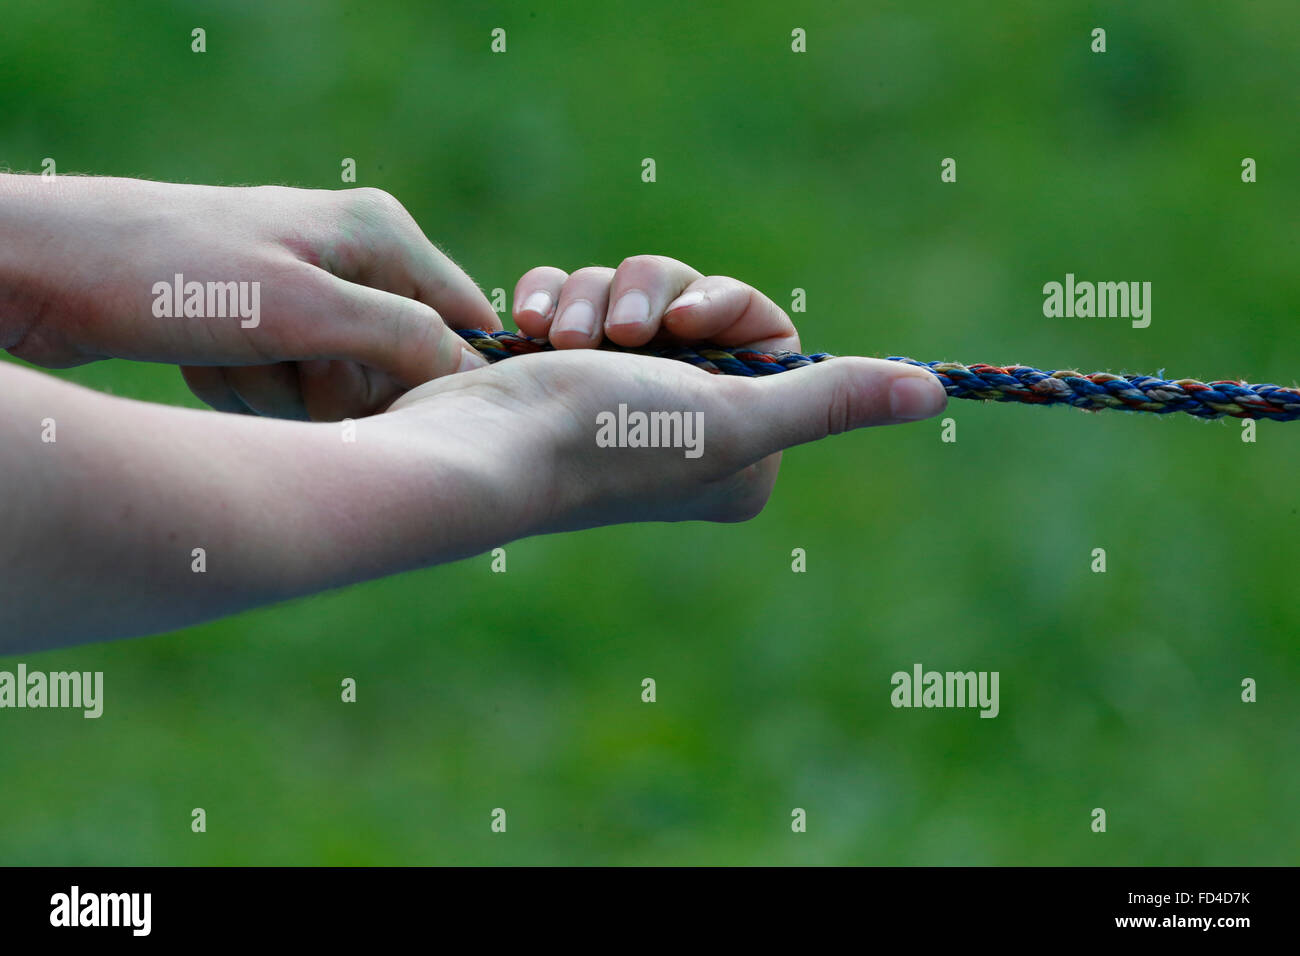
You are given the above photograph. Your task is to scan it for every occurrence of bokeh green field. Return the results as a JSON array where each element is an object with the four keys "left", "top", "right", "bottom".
[{"left": 2, "top": 0, "right": 1297, "bottom": 864}]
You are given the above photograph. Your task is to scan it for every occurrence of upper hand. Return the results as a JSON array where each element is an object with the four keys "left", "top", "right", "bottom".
[{"left": 3, "top": 177, "right": 497, "bottom": 419}]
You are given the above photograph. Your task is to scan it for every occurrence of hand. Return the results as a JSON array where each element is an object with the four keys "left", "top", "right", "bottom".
[
  {"left": 0, "top": 175, "right": 498, "bottom": 419},
  {"left": 386, "top": 346, "right": 948, "bottom": 531},
  {"left": 511, "top": 254, "right": 802, "bottom": 352}
]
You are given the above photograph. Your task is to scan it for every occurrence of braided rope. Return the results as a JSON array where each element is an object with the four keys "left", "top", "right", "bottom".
[{"left": 456, "top": 329, "right": 1300, "bottom": 421}]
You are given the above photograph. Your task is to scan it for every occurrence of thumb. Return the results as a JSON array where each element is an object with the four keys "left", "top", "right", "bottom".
[
  {"left": 735, "top": 357, "right": 948, "bottom": 459},
  {"left": 321, "top": 275, "right": 489, "bottom": 388}
]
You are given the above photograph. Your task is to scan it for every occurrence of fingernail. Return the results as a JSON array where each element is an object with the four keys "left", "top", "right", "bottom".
[
  {"left": 665, "top": 290, "right": 706, "bottom": 313},
  {"left": 554, "top": 299, "right": 598, "bottom": 339},
  {"left": 607, "top": 290, "right": 650, "bottom": 329},
  {"left": 457, "top": 347, "right": 487, "bottom": 373},
  {"left": 519, "top": 290, "right": 553, "bottom": 318},
  {"left": 889, "top": 374, "right": 947, "bottom": 421}
]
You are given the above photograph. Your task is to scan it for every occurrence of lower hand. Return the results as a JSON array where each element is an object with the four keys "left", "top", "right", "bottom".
[{"left": 387, "top": 348, "right": 947, "bottom": 531}]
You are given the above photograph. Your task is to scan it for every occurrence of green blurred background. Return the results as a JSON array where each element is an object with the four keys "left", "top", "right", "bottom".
[{"left": 2, "top": 0, "right": 1297, "bottom": 864}]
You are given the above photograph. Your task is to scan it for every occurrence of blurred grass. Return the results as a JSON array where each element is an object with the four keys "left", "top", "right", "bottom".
[{"left": 1, "top": 0, "right": 1297, "bottom": 864}]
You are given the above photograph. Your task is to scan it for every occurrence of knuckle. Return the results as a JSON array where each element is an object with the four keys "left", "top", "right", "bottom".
[
  {"left": 617, "top": 253, "right": 671, "bottom": 274},
  {"left": 703, "top": 274, "right": 745, "bottom": 293},
  {"left": 519, "top": 265, "right": 567, "bottom": 286},
  {"left": 741, "top": 281, "right": 782, "bottom": 318},
  {"left": 351, "top": 185, "right": 395, "bottom": 205},
  {"left": 824, "top": 381, "right": 854, "bottom": 436},
  {"left": 568, "top": 265, "right": 612, "bottom": 285},
  {"left": 346, "top": 186, "right": 411, "bottom": 224}
]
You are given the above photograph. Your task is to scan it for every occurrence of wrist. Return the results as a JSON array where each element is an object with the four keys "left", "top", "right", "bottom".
[
  {"left": 373, "top": 405, "right": 560, "bottom": 560},
  {"left": 265, "top": 406, "right": 558, "bottom": 594}
]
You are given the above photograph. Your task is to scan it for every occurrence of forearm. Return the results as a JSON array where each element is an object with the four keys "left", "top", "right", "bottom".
[
  {"left": 0, "top": 172, "right": 145, "bottom": 360},
  {"left": 0, "top": 362, "right": 538, "bottom": 653}
]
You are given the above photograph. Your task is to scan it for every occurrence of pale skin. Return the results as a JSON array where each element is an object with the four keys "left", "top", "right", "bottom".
[{"left": 0, "top": 175, "right": 947, "bottom": 653}]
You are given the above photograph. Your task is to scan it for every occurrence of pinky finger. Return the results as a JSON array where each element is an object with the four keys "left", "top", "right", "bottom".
[{"left": 663, "top": 278, "right": 799, "bottom": 352}]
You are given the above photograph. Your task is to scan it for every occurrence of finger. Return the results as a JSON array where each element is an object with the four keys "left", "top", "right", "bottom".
[
  {"left": 317, "top": 275, "right": 488, "bottom": 388},
  {"left": 549, "top": 266, "right": 616, "bottom": 349},
  {"left": 180, "top": 365, "right": 257, "bottom": 415},
  {"left": 512, "top": 266, "right": 568, "bottom": 338},
  {"left": 733, "top": 357, "right": 948, "bottom": 463},
  {"left": 223, "top": 363, "right": 311, "bottom": 420},
  {"left": 401, "top": 238, "right": 502, "bottom": 332},
  {"left": 663, "top": 277, "right": 799, "bottom": 352},
  {"left": 337, "top": 188, "right": 502, "bottom": 332},
  {"left": 298, "top": 359, "right": 405, "bottom": 421},
  {"left": 604, "top": 255, "right": 703, "bottom": 347}
]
